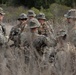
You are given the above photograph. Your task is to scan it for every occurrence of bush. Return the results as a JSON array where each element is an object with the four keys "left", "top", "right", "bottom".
[
  {"left": 49, "top": 3, "right": 71, "bottom": 18},
  {"left": 1, "top": 4, "right": 71, "bottom": 23},
  {"left": 3, "top": 6, "right": 27, "bottom": 22},
  {"left": 31, "top": 7, "right": 40, "bottom": 15}
]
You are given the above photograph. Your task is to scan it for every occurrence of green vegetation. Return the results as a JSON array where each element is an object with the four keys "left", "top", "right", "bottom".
[
  {"left": 2, "top": 3, "right": 70, "bottom": 22},
  {"left": 0, "top": 0, "right": 73, "bottom": 22}
]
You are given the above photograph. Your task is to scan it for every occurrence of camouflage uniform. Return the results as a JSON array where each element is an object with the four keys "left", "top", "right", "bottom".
[
  {"left": 21, "top": 18, "right": 56, "bottom": 56},
  {"left": 0, "top": 7, "right": 8, "bottom": 45},
  {"left": 9, "top": 13, "right": 28, "bottom": 47},
  {"left": 37, "top": 13, "right": 54, "bottom": 39},
  {"left": 64, "top": 9, "right": 76, "bottom": 47},
  {"left": 38, "top": 22, "right": 50, "bottom": 36}
]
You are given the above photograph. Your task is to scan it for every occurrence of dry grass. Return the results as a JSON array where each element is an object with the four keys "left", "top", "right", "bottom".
[{"left": 0, "top": 24, "right": 76, "bottom": 75}]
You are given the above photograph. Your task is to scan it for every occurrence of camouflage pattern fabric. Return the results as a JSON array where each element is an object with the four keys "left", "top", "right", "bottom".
[
  {"left": 68, "top": 25, "right": 76, "bottom": 47},
  {"left": 0, "top": 33, "right": 8, "bottom": 45},
  {"left": 21, "top": 32, "right": 56, "bottom": 56},
  {"left": 28, "top": 18, "right": 40, "bottom": 28},
  {"left": 64, "top": 9, "right": 76, "bottom": 18},
  {"left": 37, "top": 13, "right": 46, "bottom": 20},
  {"left": 27, "top": 10, "right": 36, "bottom": 17},
  {"left": 37, "top": 12, "right": 55, "bottom": 39},
  {"left": 18, "top": 13, "right": 27, "bottom": 20},
  {"left": 21, "top": 18, "right": 56, "bottom": 57},
  {"left": 0, "top": 7, "right": 5, "bottom": 15},
  {"left": 10, "top": 13, "right": 28, "bottom": 41},
  {"left": 0, "top": 22, "right": 6, "bottom": 35},
  {"left": 9, "top": 23, "right": 28, "bottom": 47},
  {"left": 38, "top": 22, "right": 56, "bottom": 42},
  {"left": 38, "top": 22, "right": 51, "bottom": 36},
  {"left": 0, "top": 23, "right": 8, "bottom": 45},
  {"left": 64, "top": 19, "right": 76, "bottom": 47}
]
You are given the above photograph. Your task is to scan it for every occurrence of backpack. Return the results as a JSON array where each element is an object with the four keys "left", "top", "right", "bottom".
[{"left": 9, "top": 27, "right": 21, "bottom": 41}]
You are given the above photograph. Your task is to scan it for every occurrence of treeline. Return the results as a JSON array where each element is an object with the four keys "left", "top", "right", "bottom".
[{"left": 0, "top": 0, "right": 76, "bottom": 9}]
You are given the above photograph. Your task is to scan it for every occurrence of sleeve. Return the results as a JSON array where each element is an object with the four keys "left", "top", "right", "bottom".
[
  {"left": 20, "top": 32, "right": 27, "bottom": 46},
  {"left": 71, "top": 30, "right": 76, "bottom": 47},
  {"left": 44, "top": 36, "right": 57, "bottom": 47},
  {"left": 9, "top": 27, "right": 15, "bottom": 38},
  {"left": 45, "top": 23, "right": 56, "bottom": 40},
  {"left": 2, "top": 24, "right": 6, "bottom": 35}
]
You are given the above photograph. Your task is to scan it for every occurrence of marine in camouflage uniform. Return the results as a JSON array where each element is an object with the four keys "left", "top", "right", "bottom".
[
  {"left": 27, "top": 10, "right": 36, "bottom": 26},
  {"left": 21, "top": 18, "right": 56, "bottom": 55},
  {"left": 9, "top": 13, "right": 28, "bottom": 47},
  {"left": 50, "top": 9, "right": 76, "bottom": 75},
  {"left": 64, "top": 9, "right": 76, "bottom": 47},
  {"left": 0, "top": 7, "right": 8, "bottom": 46},
  {"left": 20, "top": 18, "right": 56, "bottom": 66},
  {"left": 37, "top": 13, "right": 54, "bottom": 37}
]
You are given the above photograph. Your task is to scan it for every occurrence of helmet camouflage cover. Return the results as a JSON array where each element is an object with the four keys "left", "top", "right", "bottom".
[
  {"left": 29, "top": 18, "right": 40, "bottom": 28},
  {"left": 27, "top": 10, "right": 36, "bottom": 17},
  {"left": 64, "top": 9, "right": 76, "bottom": 18},
  {"left": 37, "top": 12, "right": 46, "bottom": 20},
  {"left": 18, "top": 13, "right": 27, "bottom": 20},
  {"left": 57, "top": 29, "right": 67, "bottom": 37},
  {"left": 0, "top": 7, "right": 5, "bottom": 15}
]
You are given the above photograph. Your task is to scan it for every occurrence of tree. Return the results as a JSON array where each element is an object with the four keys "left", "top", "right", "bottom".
[{"left": 0, "top": 0, "right": 75, "bottom": 9}]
